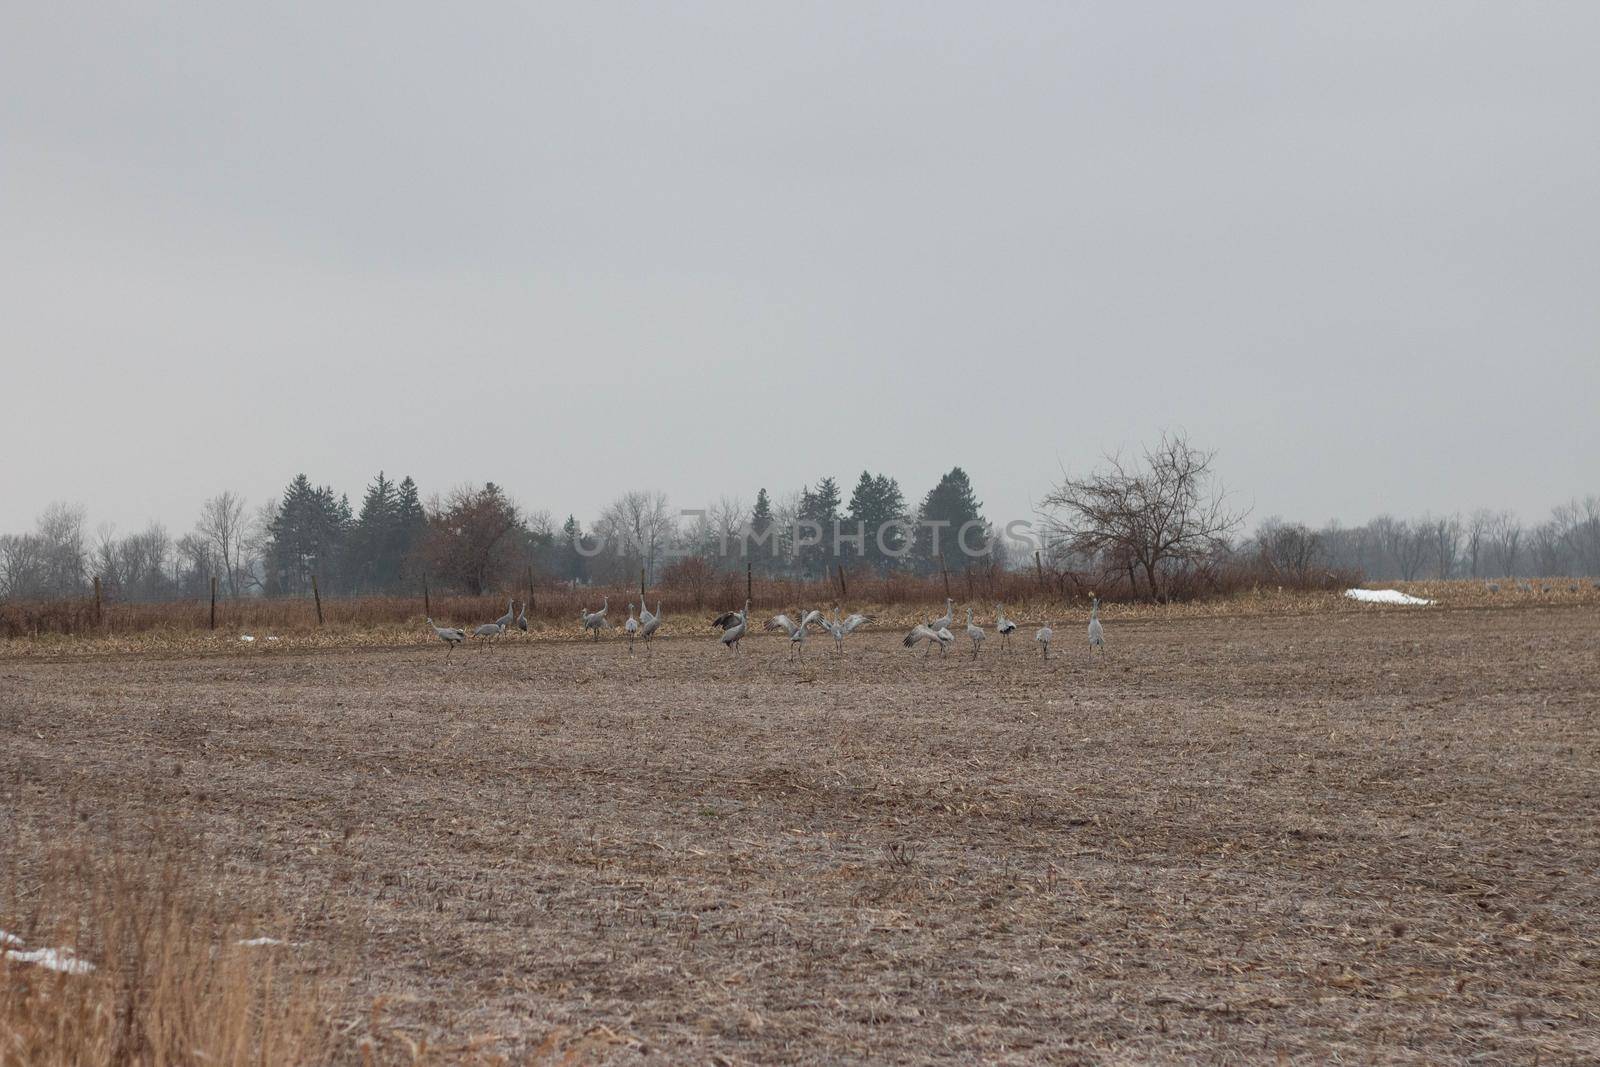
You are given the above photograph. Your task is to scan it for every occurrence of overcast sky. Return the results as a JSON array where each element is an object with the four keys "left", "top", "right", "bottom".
[{"left": 4, "top": 3, "right": 1597, "bottom": 540}]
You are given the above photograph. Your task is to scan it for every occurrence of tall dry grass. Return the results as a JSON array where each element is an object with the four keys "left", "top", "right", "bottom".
[
  {"left": 1, "top": 829, "right": 331, "bottom": 1066},
  {"left": 0, "top": 562, "right": 1360, "bottom": 639}
]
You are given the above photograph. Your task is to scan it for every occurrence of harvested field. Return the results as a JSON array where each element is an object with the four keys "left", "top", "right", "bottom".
[{"left": 4, "top": 603, "right": 1599, "bottom": 1063}]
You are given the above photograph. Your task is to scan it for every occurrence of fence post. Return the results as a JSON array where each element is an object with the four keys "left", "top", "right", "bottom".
[
  {"left": 93, "top": 575, "right": 103, "bottom": 627},
  {"left": 528, "top": 565, "right": 536, "bottom": 614},
  {"left": 939, "top": 553, "right": 951, "bottom": 599},
  {"left": 209, "top": 576, "right": 217, "bottom": 631},
  {"left": 640, "top": 566, "right": 646, "bottom": 607},
  {"left": 837, "top": 564, "right": 847, "bottom": 601},
  {"left": 311, "top": 575, "right": 324, "bottom": 626},
  {"left": 423, "top": 579, "right": 430, "bottom": 617},
  {"left": 746, "top": 562, "right": 753, "bottom": 605}
]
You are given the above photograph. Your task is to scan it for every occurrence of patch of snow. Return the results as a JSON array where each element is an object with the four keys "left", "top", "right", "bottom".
[
  {"left": 239, "top": 634, "right": 256, "bottom": 642},
  {"left": 236, "top": 937, "right": 287, "bottom": 947},
  {"left": 5, "top": 947, "right": 95, "bottom": 975},
  {"left": 1344, "top": 588, "right": 1434, "bottom": 606},
  {"left": 0, "top": 930, "right": 23, "bottom": 947},
  {"left": 265, "top": 636, "right": 280, "bottom": 642}
]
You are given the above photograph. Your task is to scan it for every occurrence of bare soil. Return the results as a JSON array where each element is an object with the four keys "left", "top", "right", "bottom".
[{"left": 4, "top": 604, "right": 1599, "bottom": 1063}]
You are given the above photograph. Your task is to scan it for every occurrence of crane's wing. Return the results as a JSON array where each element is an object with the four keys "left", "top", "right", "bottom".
[
  {"left": 842, "top": 613, "right": 873, "bottom": 633},
  {"left": 766, "top": 614, "right": 797, "bottom": 636},
  {"left": 710, "top": 610, "right": 739, "bottom": 630},
  {"left": 800, "top": 610, "right": 824, "bottom": 629}
]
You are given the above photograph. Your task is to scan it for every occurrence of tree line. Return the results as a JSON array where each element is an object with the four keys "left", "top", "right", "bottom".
[{"left": 3, "top": 435, "right": 1595, "bottom": 604}]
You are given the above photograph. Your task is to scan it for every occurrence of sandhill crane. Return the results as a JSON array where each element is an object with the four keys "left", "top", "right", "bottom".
[
  {"left": 639, "top": 600, "right": 662, "bottom": 652},
  {"left": 580, "top": 597, "right": 610, "bottom": 640},
  {"left": 1517, "top": 580, "right": 1533, "bottom": 593},
  {"left": 1088, "top": 596, "right": 1105, "bottom": 660},
  {"left": 494, "top": 599, "right": 515, "bottom": 630},
  {"left": 624, "top": 603, "right": 639, "bottom": 653},
  {"left": 929, "top": 598, "right": 955, "bottom": 633},
  {"left": 936, "top": 626, "right": 954, "bottom": 655},
  {"left": 426, "top": 617, "right": 466, "bottom": 653},
  {"left": 820, "top": 608, "right": 873, "bottom": 656},
  {"left": 1035, "top": 619, "right": 1053, "bottom": 659},
  {"left": 515, "top": 602, "right": 528, "bottom": 635},
  {"left": 715, "top": 600, "right": 751, "bottom": 653},
  {"left": 767, "top": 609, "right": 823, "bottom": 658},
  {"left": 473, "top": 621, "right": 505, "bottom": 648},
  {"left": 903, "top": 623, "right": 943, "bottom": 657},
  {"left": 1486, "top": 581, "right": 1501, "bottom": 593},
  {"left": 994, "top": 604, "right": 1017, "bottom": 650},
  {"left": 965, "top": 607, "right": 985, "bottom": 659}
]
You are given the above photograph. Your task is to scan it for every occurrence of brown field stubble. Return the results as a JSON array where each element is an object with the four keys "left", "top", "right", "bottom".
[{"left": 3, "top": 598, "right": 1598, "bottom": 1063}]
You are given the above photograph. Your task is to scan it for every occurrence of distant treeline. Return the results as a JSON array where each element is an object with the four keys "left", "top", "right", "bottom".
[{"left": 3, "top": 436, "right": 1595, "bottom": 606}]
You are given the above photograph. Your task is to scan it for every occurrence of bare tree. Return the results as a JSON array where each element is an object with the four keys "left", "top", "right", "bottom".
[
  {"left": 708, "top": 495, "right": 747, "bottom": 571},
  {"left": 195, "top": 491, "right": 250, "bottom": 596},
  {"left": 1426, "top": 513, "right": 1463, "bottom": 579},
  {"left": 1041, "top": 432, "right": 1246, "bottom": 602},
  {"left": 1528, "top": 520, "right": 1564, "bottom": 577},
  {"left": 1253, "top": 517, "right": 1323, "bottom": 585},
  {"left": 597, "top": 491, "right": 675, "bottom": 585},
  {"left": 1485, "top": 511, "right": 1523, "bottom": 577},
  {"left": 1465, "top": 509, "right": 1493, "bottom": 578}
]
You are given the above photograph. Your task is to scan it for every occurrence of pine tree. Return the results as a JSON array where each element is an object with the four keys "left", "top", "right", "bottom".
[
  {"left": 916, "top": 467, "right": 987, "bottom": 574},
  {"left": 394, "top": 476, "right": 427, "bottom": 584},
  {"left": 349, "top": 471, "right": 399, "bottom": 592},
  {"left": 847, "top": 471, "right": 908, "bottom": 574},
  {"left": 797, "top": 477, "right": 841, "bottom": 578},
  {"left": 749, "top": 489, "right": 775, "bottom": 574}
]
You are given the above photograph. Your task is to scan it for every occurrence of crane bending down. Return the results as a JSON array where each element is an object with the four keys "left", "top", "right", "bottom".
[
  {"left": 714, "top": 600, "right": 751, "bottom": 653},
  {"left": 624, "top": 603, "right": 639, "bottom": 653},
  {"left": 820, "top": 608, "right": 873, "bottom": 656},
  {"left": 965, "top": 607, "right": 985, "bottom": 659},
  {"left": 638, "top": 601, "right": 661, "bottom": 652},
  {"left": 903, "top": 622, "right": 953, "bottom": 657},
  {"left": 994, "top": 604, "right": 1017, "bottom": 651},
  {"left": 1034, "top": 619, "right": 1053, "bottom": 660},
  {"left": 426, "top": 617, "right": 466, "bottom": 653},
  {"left": 1088, "top": 596, "right": 1105, "bottom": 661},
  {"left": 580, "top": 597, "right": 610, "bottom": 641},
  {"left": 473, "top": 620, "right": 505, "bottom": 648}
]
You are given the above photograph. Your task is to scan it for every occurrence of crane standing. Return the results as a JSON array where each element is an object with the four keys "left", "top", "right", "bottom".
[
  {"left": 714, "top": 599, "right": 751, "bottom": 653},
  {"left": 994, "top": 604, "right": 1017, "bottom": 651},
  {"left": 1088, "top": 596, "right": 1105, "bottom": 661},
  {"left": 1035, "top": 619, "right": 1053, "bottom": 660},
  {"left": 624, "top": 603, "right": 640, "bottom": 654},
  {"left": 426, "top": 617, "right": 466, "bottom": 654},
  {"left": 580, "top": 597, "right": 611, "bottom": 641},
  {"left": 965, "top": 607, "right": 986, "bottom": 659}
]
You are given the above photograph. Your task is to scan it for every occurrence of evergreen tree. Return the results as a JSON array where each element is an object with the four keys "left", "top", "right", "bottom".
[
  {"left": 266, "top": 475, "right": 350, "bottom": 594},
  {"left": 915, "top": 467, "right": 988, "bottom": 574},
  {"left": 348, "top": 471, "right": 399, "bottom": 592},
  {"left": 749, "top": 489, "right": 775, "bottom": 574},
  {"left": 797, "top": 477, "right": 841, "bottom": 578},
  {"left": 847, "top": 471, "right": 908, "bottom": 574},
  {"left": 559, "top": 514, "right": 589, "bottom": 583},
  {"left": 394, "top": 476, "right": 427, "bottom": 583}
]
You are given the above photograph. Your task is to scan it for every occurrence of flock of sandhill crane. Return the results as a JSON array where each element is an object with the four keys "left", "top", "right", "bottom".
[{"left": 426, "top": 594, "right": 1109, "bottom": 662}]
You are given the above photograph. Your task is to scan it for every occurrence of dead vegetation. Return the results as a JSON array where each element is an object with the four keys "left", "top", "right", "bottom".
[{"left": 3, "top": 601, "right": 1598, "bottom": 1063}]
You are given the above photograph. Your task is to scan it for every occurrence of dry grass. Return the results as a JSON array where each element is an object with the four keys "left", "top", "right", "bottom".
[
  {"left": 2, "top": 579, "right": 1596, "bottom": 661},
  {"left": 0, "top": 826, "right": 331, "bottom": 1066},
  {"left": 4, "top": 598, "right": 1598, "bottom": 1062}
]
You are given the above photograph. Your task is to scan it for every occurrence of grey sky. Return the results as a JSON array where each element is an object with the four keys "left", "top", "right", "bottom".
[{"left": 4, "top": 3, "right": 1597, "bottom": 539}]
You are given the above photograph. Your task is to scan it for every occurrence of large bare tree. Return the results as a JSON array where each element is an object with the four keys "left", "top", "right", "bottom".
[
  {"left": 195, "top": 491, "right": 249, "bottom": 596},
  {"left": 1041, "top": 432, "right": 1245, "bottom": 602}
]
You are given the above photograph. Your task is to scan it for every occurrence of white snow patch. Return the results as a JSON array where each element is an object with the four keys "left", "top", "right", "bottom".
[
  {"left": 239, "top": 634, "right": 256, "bottom": 642},
  {"left": 0, "top": 930, "right": 23, "bottom": 947},
  {"left": 236, "top": 937, "right": 287, "bottom": 947},
  {"left": 265, "top": 636, "right": 280, "bottom": 642},
  {"left": 5, "top": 947, "right": 95, "bottom": 975},
  {"left": 1344, "top": 588, "right": 1434, "bottom": 606}
]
